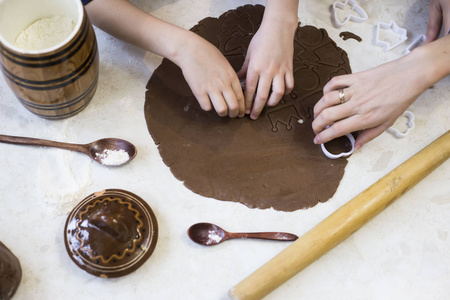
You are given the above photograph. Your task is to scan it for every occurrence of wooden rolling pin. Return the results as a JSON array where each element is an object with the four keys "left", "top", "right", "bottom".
[{"left": 229, "top": 130, "right": 450, "bottom": 300}]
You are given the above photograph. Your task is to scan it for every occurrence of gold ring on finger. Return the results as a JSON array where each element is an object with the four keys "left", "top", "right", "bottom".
[{"left": 338, "top": 89, "right": 345, "bottom": 104}]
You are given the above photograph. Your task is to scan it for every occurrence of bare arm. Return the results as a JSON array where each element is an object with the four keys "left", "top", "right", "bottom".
[
  {"left": 85, "top": 0, "right": 245, "bottom": 118},
  {"left": 85, "top": 0, "right": 186, "bottom": 59},
  {"left": 312, "top": 0, "right": 450, "bottom": 149}
]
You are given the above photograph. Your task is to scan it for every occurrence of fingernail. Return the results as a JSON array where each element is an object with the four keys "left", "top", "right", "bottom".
[
  {"left": 355, "top": 143, "right": 362, "bottom": 151},
  {"left": 246, "top": 109, "right": 251, "bottom": 114},
  {"left": 313, "top": 136, "right": 320, "bottom": 144}
]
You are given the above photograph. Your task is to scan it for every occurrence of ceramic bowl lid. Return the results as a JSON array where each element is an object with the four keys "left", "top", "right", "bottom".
[{"left": 64, "top": 189, "right": 158, "bottom": 278}]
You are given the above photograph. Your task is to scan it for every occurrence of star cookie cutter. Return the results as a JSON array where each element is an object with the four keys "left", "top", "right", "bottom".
[
  {"left": 403, "top": 34, "right": 425, "bottom": 55},
  {"left": 332, "top": 0, "right": 368, "bottom": 28},
  {"left": 374, "top": 21, "right": 408, "bottom": 51},
  {"left": 321, "top": 132, "right": 355, "bottom": 159},
  {"left": 386, "top": 110, "right": 415, "bottom": 138}
]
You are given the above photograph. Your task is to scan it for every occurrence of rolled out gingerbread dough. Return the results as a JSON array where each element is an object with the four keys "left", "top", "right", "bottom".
[{"left": 145, "top": 5, "right": 352, "bottom": 211}]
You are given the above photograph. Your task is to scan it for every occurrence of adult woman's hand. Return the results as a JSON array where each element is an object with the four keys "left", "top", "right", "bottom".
[{"left": 312, "top": 51, "right": 430, "bottom": 150}]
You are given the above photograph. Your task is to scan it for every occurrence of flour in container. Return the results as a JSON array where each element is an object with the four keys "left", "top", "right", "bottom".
[{"left": 15, "top": 15, "right": 74, "bottom": 50}]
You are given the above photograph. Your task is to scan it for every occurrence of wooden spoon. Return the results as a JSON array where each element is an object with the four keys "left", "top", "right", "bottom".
[
  {"left": 0, "top": 134, "right": 137, "bottom": 166},
  {"left": 187, "top": 222, "right": 298, "bottom": 246}
]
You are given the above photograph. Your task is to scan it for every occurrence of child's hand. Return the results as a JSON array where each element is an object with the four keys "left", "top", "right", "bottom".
[
  {"left": 237, "top": 22, "right": 295, "bottom": 120},
  {"left": 177, "top": 32, "right": 245, "bottom": 118}
]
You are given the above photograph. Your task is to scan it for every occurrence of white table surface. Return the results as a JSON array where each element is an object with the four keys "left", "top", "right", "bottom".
[{"left": 1, "top": 0, "right": 449, "bottom": 299}]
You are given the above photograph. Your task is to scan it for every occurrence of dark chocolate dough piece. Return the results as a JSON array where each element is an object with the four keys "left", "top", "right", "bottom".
[
  {"left": 0, "top": 242, "right": 22, "bottom": 300},
  {"left": 339, "top": 31, "right": 362, "bottom": 42},
  {"left": 64, "top": 189, "right": 158, "bottom": 278},
  {"left": 145, "top": 5, "right": 352, "bottom": 211}
]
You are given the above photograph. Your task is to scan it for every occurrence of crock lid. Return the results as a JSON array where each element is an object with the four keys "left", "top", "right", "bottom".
[{"left": 64, "top": 189, "right": 158, "bottom": 278}]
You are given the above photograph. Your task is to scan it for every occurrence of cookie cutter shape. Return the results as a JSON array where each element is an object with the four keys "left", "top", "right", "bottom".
[
  {"left": 321, "top": 132, "right": 355, "bottom": 159},
  {"left": 64, "top": 189, "right": 158, "bottom": 278},
  {"left": 374, "top": 21, "right": 408, "bottom": 51},
  {"left": 403, "top": 34, "right": 426, "bottom": 55},
  {"left": 332, "top": 0, "right": 368, "bottom": 28},
  {"left": 386, "top": 110, "right": 415, "bottom": 138}
]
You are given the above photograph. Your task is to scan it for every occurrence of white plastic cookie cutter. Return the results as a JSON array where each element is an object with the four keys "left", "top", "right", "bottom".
[
  {"left": 386, "top": 110, "right": 415, "bottom": 138},
  {"left": 320, "top": 130, "right": 356, "bottom": 159},
  {"left": 403, "top": 34, "right": 425, "bottom": 55},
  {"left": 374, "top": 21, "right": 408, "bottom": 51},
  {"left": 332, "top": 0, "right": 368, "bottom": 28}
]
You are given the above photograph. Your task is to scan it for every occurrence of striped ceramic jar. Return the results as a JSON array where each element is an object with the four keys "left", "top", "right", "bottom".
[{"left": 0, "top": 0, "right": 99, "bottom": 119}]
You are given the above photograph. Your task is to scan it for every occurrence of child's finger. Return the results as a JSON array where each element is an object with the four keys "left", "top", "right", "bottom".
[
  {"left": 209, "top": 92, "right": 228, "bottom": 117},
  {"left": 250, "top": 76, "right": 271, "bottom": 120},
  {"left": 244, "top": 71, "right": 258, "bottom": 114},
  {"left": 285, "top": 72, "right": 294, "bottom": 94},
  {"left": 194, "top": 92, "right": 212, "bottom": 112},
  {"left": 237, "top": 57, "right": 249, "bottom": 80},
  {"left": 231, "top": 80, "right": 245, "bottom": 117},
  {"left": 267, "top": 75, "right": 284, "bottom": 106},
  {"left": 222, "top": 88, "right": 239, "bottom": 118}
]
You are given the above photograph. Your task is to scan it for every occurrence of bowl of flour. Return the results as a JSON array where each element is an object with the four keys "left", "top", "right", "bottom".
[{"left": 0, "top": 0, "right": 99, "bottom": 119}]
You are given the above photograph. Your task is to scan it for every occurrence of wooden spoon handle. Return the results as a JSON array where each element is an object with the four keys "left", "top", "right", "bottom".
[
  {"left": 230, "top": 232, "right": 298, "bottom": 241},
  {"left": 0, "top": 134, "right": 88, "bottom": 154}
]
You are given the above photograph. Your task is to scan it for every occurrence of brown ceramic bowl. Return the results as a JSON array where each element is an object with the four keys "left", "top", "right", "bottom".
[{"left": 0, "top": 0, "right": 99, "bottom": 119}]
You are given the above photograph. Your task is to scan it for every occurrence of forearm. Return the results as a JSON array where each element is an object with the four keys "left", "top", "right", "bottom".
[
  {"left": 85, "top": 0, "right": 245, "bottom": 118},
  {"left": 264, "top": 0, "right": 299, "bottom": 32},
  {"left": 84, "top": 0, "right": 193, "bottom": 62},
  {"left": 411, "top": 33, "right": 450, "bottom": 88}
]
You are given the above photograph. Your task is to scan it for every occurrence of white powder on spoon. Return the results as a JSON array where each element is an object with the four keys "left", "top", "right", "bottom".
[
  {"left": 207, "top": 230, "right": 223, "bottom": 245},
  {"left": 15, "top": 15, "right": 74, "bottom": 50},
  {"left": 96, "top": 149, "right": 130, "bottom": 166}
]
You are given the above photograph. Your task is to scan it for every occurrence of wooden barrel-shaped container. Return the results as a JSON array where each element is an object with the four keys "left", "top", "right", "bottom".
[{"left": 0, "top": 0, "right": 99, "bottom": 119}]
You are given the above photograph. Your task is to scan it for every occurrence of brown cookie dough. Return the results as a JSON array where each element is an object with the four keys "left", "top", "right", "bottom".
[
  {"left": 339, "top": 31, "right": 362, "bottom": 42},
  {"left": 0, "top": 242, "right": 22, "bottom": 300},
  {"left": 145, "top": 5, "right": 352, "bottom": 211},
  {"left": 64, "top": 189, "right": 158, "bottom": 278}
]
